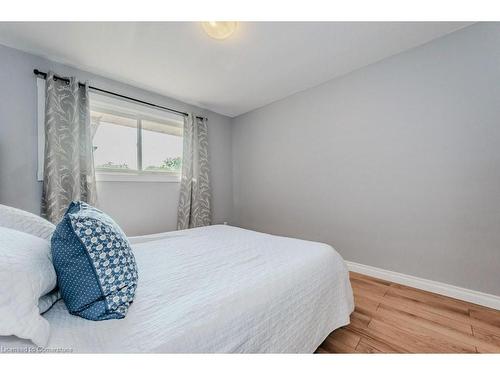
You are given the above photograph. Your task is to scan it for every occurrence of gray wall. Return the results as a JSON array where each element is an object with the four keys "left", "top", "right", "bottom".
[
  {"left": 232, "top": 23, "right": 500, "bottom": 295},
  {"left": 1, "top": 23, "right": 499, "bottom": 295},
  {"left": 0, "top": 44, "right": 233, "bottom": 236}
]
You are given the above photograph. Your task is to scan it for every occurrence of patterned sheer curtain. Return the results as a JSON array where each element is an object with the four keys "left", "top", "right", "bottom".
[
  {"left": 41, "top": 72, "right": 97, "bottom": 223},
  {"left": 177, "top": 114, "right": 211, "bottom": 229}
]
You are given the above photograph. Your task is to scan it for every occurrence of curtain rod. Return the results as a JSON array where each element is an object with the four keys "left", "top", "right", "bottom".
[{"left": 33, "top": 69, "right": 206, "bottom": 120}]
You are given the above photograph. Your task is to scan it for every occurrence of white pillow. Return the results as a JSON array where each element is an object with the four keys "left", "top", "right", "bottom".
[
  {"left": 0, "top": 204, "right": 55, "bottom": 241},
  {"left": 38, "top": 291, "right": 61, "bottom": 314},
  {"left": 0, "top": 227, "right": 57, "bottom": 346}
]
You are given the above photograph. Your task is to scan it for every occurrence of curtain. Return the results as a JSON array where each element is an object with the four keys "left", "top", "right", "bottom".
[
  {"left": 177, "top": 114, "right": 211, "bottom": 229},
  {"left": 41, "top": 72, "right": 97, "bottom": 223}
]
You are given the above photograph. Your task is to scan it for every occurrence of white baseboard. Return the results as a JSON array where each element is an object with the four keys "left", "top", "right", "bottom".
[{"left": 346, "top": 261, "right": 500, "bottom": 310}]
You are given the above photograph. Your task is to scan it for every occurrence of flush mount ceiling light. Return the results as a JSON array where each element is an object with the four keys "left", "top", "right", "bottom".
[{"left": 201, "top": 21, "right": 238, "bottom": 40}]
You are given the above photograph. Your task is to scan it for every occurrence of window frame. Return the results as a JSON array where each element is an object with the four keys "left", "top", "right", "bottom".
[{"left": 37, "top": 79, "right": 184, "bottom": 183}]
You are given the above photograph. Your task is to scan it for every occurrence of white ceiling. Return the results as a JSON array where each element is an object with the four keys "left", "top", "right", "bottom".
[{"left": 0, "top": 22, "right": 472, "bottom": 117}]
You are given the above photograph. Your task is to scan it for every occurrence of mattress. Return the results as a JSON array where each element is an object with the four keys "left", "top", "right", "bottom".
[{"left": 0, "top": 225, "right": 354, "bottom": 353}]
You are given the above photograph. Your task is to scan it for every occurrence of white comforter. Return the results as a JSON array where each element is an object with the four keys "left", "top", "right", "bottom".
[{"left": 0, "top": 225, "right": 353, "bottom": 353}]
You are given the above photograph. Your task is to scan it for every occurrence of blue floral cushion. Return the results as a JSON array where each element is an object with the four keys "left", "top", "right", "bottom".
[{"left": 51, "top": 201, "right": 138, "bottom": 321}]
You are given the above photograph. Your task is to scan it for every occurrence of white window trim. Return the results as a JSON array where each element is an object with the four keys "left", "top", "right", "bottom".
[
  {"left": 95, "top": 171, "right": 181, "bottom": 183},
  {"left": 37, "top": 78, "right": 45, "bottom": 181},
  {"left": 36, "top": 79, "right": 183, "bottom": 184}
]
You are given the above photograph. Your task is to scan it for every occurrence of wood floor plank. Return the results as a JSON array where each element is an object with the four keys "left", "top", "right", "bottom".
[
  {"left": 472, "top": 326, "right": 500, "bottom": 349},
  {"left": 327, "top": 328, "right": 361, "bottom": 349},
  {"left": 349, "top": 272, "right": 392, "bottom": 287},
  {"left": 389, "top": 283, "right": 471, "bottom": 312},
  {"left": 367, "top": 318, "right": 451, "bottom": 353},
  {"left": 470, "top": 307, "right": 500, "bottom": 335},
  {"left": 373, "top": 304, "right": 476, "bottom": 353},
  {"left": 315, "top": 346, "right": 329, "bottom": 354},
  {"left": 380, "top": 293, "right": 473, "bottom": 334},
  {"left": 353, "top": 293, "right": 380, "bottom": 314},
  {"left": 316, "top": 273, "right": 500, "bottom": 354},
  {"left": 476, "top": 345, "right": 500, "bottom": 353},
  {"left": 344, "top": 319, "right": 412, "bottom": 353},
  {"left": 350, "top": 277, "right": 390, "bottom": 297},
  {"left": 349, "top": 310, "right": 372, "bottom": 328},
  {"left": 354, "top": 338, "right": 388, "bottom": 353},
  {"left": 320, "top": 335, "right": 358, "bottom": 353},
  {"left": 383, "top": 288, "right": 471, "bottom": 324}
]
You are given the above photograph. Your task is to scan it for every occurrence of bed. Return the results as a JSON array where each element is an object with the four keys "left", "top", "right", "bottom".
[{"left": 0, "top": 225, "right": 354, "bottom": 353}]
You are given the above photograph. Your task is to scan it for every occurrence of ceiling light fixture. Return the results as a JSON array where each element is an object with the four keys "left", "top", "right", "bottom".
[{"left": 201, "top": 21, "right": 238, "bottom": 40}]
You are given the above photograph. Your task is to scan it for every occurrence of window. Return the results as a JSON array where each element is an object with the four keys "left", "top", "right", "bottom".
[
  {"left": 37, "top": 77, "right": 184, "bottom": 183},
  {"left": 90, "top": 93, "right": 183, "bottom": 182}
]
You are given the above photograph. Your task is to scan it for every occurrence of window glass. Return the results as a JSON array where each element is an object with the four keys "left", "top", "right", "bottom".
[
  {"left": 142, "top": 120, "right": 183, "bottom": 173},
  {"left": 92, "top": 118, "right": 138, "bottom": 171},
  {"left": 90, "top": 93, "right": 183, "bottom": 175}
]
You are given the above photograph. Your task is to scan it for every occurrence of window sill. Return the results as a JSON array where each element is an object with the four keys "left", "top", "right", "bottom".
[{"left": 96, "top": 172, "right": 181, "bottom": 183}]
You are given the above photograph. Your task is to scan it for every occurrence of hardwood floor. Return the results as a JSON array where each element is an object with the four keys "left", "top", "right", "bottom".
[{"left": 316, "top": 272, "right": 500, "bottom": 353}]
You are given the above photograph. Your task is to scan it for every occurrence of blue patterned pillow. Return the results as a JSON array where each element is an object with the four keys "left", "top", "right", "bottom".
[{"left": 51, "top": 201, "right": 138, "bottom": 321}]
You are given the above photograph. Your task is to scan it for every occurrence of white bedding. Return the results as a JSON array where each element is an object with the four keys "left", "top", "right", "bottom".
[{"left": 0, "top": 225, "right": 353, "bottom": 353}]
